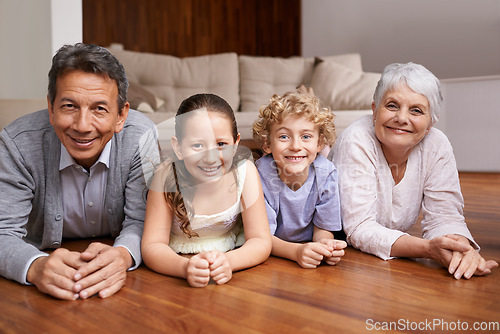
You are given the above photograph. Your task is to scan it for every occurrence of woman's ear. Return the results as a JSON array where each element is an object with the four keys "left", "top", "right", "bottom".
[
  {"left": 171, "top": 136, "right": 183, "bottom": 160},
  {"left": 372, "top": 102, "right": 377, "bottom": 125}
]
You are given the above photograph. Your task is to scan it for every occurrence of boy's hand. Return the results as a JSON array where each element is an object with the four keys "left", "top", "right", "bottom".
[
  {"left": 296, "top": 242, "right": 332, "bottom": 268},
  {"left": 319, "top": 239, "right": 347, "bottom": 266}
]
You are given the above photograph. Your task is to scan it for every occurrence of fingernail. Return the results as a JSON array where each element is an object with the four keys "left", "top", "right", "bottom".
[
  {"left": 73, "top": 294, "right": 79, "bottom": 300},
  {"left": 74, "top": 273, "right": 81, "bottom": 280},
  {"left": 80, "top": 290, "right": 88, "bottom": 299},
  {"left": 74, "top": 284, "right": 81, "bottom": 292}
]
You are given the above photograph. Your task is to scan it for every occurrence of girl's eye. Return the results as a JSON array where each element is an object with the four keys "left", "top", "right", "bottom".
[
  {"left": 302, "top": 134, "right": 312, "bottom": 140},
  {"left": 278, "top": 134, "right": 289, "bottom": 140}
]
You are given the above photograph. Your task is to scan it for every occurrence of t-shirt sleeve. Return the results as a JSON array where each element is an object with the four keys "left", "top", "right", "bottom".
[{"left": 312, "top": 159, "right": 342, "bottom": 232}]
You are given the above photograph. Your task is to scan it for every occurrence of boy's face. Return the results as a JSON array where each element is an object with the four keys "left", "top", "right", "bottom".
[{"left": 263, "top": 115, "right": 322, "bottom": 189}]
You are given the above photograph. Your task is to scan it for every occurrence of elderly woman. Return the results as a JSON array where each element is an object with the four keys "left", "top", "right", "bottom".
[{"left": 330, "top": 62, "right": 497, "bottom": 279}]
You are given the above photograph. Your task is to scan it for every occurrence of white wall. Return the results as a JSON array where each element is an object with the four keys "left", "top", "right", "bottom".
[
  {"left": 302, "top": 0, "right": 500, "bottom": 79},
  {"left": 0, "top": 0, "right": 82, "bottom": 99}
]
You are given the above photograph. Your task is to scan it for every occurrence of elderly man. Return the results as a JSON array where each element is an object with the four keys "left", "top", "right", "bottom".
[{"left": 0, "top": 43, "right": 159, "bottom": 300}]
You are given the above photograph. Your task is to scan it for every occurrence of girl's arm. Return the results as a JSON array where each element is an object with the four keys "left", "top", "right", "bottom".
[
  {"left": 224, "top": 161, "right": 272, "bottom": 271},
  {"left": 141, "top": 187, "right": 190, "bottom": 278}
]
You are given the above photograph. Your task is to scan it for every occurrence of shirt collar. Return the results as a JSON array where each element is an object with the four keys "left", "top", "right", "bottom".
[{"left": 59, "top": 140, "right": 112, "bottom": 171}]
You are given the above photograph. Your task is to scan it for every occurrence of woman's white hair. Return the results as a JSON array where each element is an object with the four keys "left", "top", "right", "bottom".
[{"left": 373, "top": 62, "right": 443, "bottom": 124}]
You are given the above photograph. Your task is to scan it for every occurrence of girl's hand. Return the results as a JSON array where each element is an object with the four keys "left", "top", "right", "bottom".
[
  {"left": 296, "top": 242, "right": 332, "bottom": 269},
  {"left": 186, "top": 253, "right": 211, "bottom": 287},
  {"left": 319, "top": 239, "right": 347, "bottom": 266},
  {"left": 447, "top": 235, "right": 498, "bottom": 279},
  {"left": 206, "top": 250, "right": 233, "bottom": 285}
]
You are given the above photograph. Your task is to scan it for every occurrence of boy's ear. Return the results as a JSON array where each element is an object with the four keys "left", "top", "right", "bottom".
[
  {"left": 262, "top": 140, "right": 272, "bottom": 155},
  {"left": 171, "top": 136, "right": 183, "bottom": 160}
]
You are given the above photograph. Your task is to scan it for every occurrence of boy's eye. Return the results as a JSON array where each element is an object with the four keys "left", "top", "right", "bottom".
[
  {"left": 192, "top": 143, "right": 203, "bottom": 149},
  {"left": 217, "top": 142, "right": 228, "bottom": 148}
]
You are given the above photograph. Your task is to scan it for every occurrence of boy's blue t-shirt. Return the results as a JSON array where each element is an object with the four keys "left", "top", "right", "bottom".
[{"left": 255, "top": 154, "right": 342, "bottom": 242}]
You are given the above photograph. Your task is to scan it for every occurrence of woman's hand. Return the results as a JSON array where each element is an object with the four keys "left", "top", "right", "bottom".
[
  {"left": 447, "top": 235, "right": 498, "bottom": 279},
  {"left": 427, "top": 235, "right": 468, "bottom": 268}
]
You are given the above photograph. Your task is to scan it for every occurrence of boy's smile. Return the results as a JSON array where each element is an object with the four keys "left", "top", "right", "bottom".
[{"left": 264, "top": 115, "right": 322, "bottom": 190}]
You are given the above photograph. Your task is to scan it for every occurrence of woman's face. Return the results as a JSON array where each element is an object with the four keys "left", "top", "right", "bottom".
[
  {"left": 172, "top": 110, "right": 239, "bottom": 184},
  {"left": 373, "top": 83, "right": 432, "bottom": 157}
]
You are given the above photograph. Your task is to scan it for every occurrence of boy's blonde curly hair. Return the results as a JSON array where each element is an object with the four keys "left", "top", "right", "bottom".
[{"left": 252, "top": 91, "right": 336, "bottom": 149}]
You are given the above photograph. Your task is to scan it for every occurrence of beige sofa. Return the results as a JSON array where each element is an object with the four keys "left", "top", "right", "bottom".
[
  {"left": 108, "top": 48, "right": 379, "bottom": 144},
  {"left": 0, "top": 49, "right": 380, "bottom": 147}
]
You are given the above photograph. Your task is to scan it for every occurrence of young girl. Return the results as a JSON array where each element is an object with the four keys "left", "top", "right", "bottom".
[
  {"left": 142, "top": 93, "right": 272, "bottom": 287},
  {"left": 252, "top": 91, "right": 347, "bottom": 268}
]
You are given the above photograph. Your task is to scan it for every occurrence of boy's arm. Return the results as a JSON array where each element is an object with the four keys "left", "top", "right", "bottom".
[{"left": 271, "top": 235, "right": 331, "bottom": 269}]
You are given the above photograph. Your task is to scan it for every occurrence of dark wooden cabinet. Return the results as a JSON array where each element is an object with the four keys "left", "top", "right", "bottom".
[{"left": 83, "top": 0, "right": 301, "bottom": 57}]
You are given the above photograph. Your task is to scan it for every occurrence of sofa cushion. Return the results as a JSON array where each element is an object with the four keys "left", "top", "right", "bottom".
[
  {"left": 239, "top": 53, "right": 363, "bottom": 113},
  {"left": 128, "top": 81, "right": 165, "bottom": 113},
  {"left": 109, "top": 49, "right": 240, "bottom": 113},
  {"left": 310, "top": 60, "right": 381, "bottom": 110}
]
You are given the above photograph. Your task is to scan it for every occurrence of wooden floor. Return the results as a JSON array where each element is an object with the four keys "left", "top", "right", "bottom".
[{"left": 0, "top": 173, "right": 498, "bottom": 333}]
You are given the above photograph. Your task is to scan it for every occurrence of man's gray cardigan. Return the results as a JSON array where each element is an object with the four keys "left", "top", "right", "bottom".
[{"left": 0, "top": 109, "right": 159, "bottom": 284}]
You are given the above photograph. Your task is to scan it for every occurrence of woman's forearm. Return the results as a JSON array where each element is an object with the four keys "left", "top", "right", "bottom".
[{"left": 390, "top": 235, "right": 430, "bottom": 259}]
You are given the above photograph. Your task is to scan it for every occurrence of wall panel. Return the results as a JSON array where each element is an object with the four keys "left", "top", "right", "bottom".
[{"left": 83, "top": 0, "right": 300, "bottom": 57}]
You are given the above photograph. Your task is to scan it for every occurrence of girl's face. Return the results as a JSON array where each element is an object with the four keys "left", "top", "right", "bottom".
[{"left": 172, "top": 110, "right": 240, "bottom": 184}]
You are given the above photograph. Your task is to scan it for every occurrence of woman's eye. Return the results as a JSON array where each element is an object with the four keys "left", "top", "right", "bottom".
[
  {"left": 411, "top": 108, "right": 424, "bottom": 115},
  {"left": 386, "top": 103, "right": 398, "bottom": 110}
]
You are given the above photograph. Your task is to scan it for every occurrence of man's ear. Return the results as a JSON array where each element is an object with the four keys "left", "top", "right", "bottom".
[
  {"left": 47, "top": 96, "right": 55, "bottom": 125},
  {"left": 171, "top": 136, "right": 183, "bottom": 160},
  {"left": 114, "top": 102, "right": 130, "bottom": 133}
]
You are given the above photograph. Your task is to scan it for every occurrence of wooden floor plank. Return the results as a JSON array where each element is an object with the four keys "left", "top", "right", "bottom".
[{"left": 0, "top": 172, "right": 498, "bottom": 333}]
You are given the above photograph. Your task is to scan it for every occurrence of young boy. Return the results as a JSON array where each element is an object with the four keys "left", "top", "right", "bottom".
[{"left": 252, "top": 91, "right": 346, "bottom": 268}]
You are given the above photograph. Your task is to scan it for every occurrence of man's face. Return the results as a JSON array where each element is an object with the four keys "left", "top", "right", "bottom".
[{"left": 48, "top": 70, "right": 129, "bottom": 169}]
